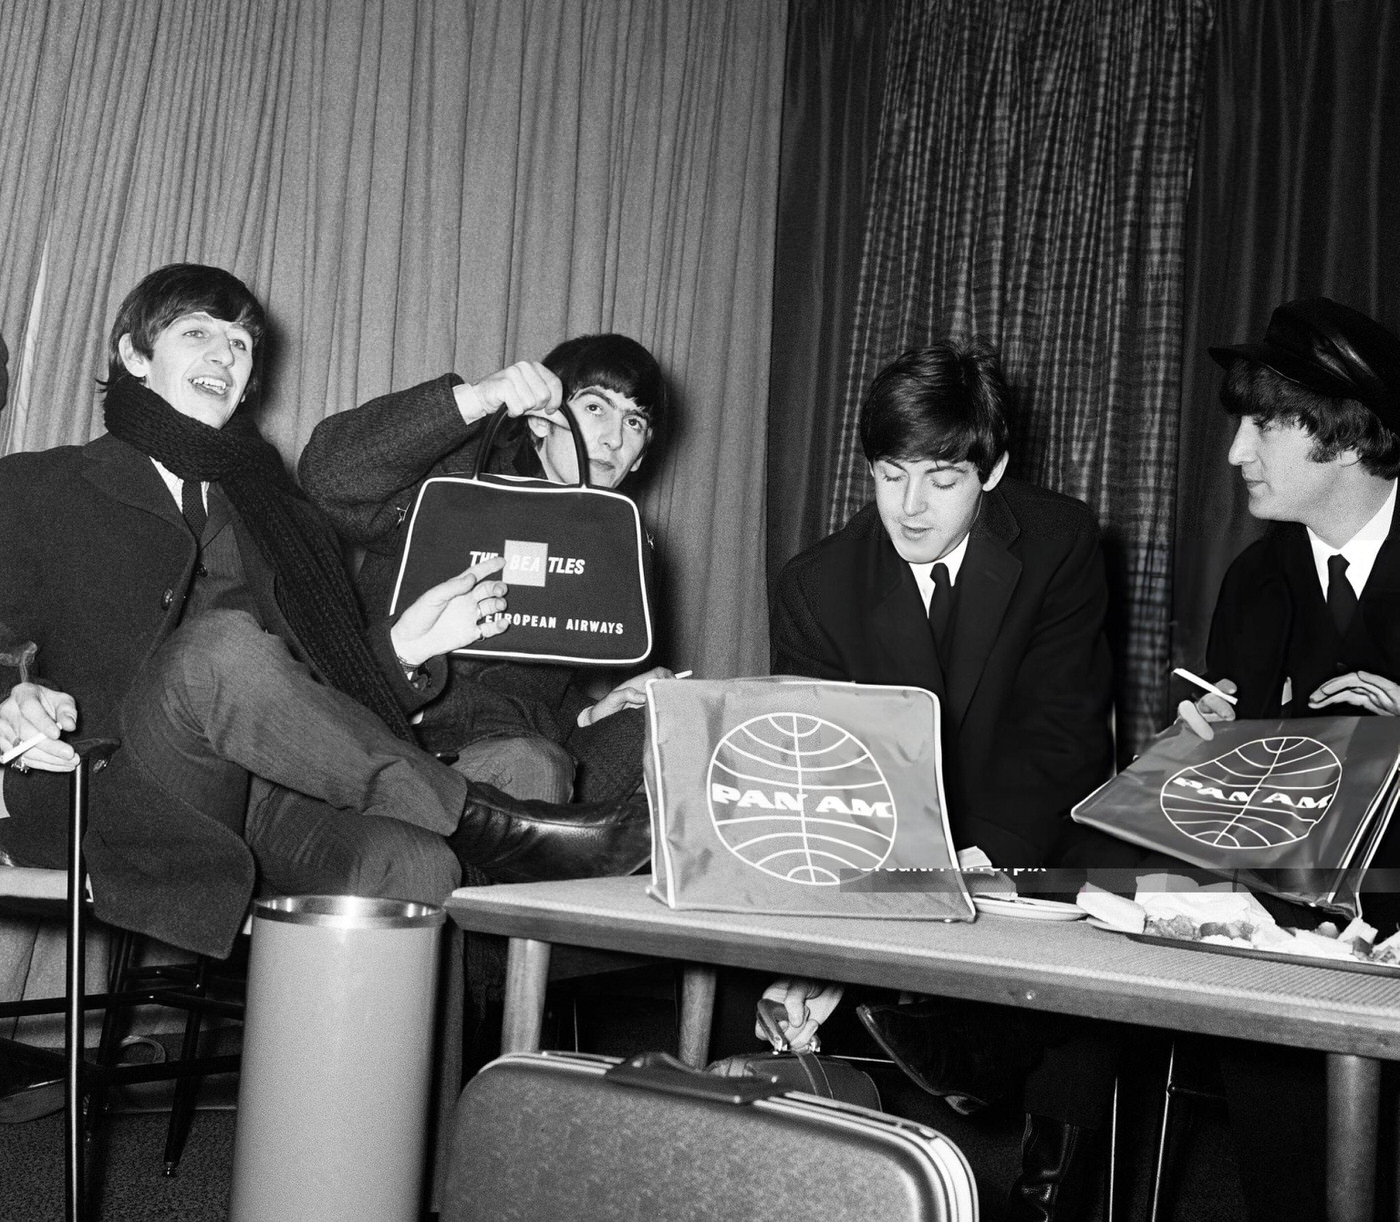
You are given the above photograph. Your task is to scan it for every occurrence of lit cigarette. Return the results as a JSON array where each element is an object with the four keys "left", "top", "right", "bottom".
[
  {"left": 1172, "top": 667, "right": 1237, "bottom": 706},
  {"left": 674, "top": 670, "right": 693, "bottom": 680},
  {"left": 1, "top": 733, "right": 47, "bottom": 766}
]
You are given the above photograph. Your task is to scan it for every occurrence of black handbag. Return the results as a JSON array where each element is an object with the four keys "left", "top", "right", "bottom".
[
  {"left": 388, "top": 405, "right": 654, "bottom": 665},
  {"left": 706, "top": 999, "right": 882, "bottom": 1111}
]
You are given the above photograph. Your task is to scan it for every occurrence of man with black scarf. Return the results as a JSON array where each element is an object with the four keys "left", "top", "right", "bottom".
[{"left": 0, "top": 264, "right": 647, "bottom": 962}]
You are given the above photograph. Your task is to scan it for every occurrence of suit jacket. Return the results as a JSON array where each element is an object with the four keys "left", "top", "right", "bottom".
[
  {"left": 770, "top": 478, "right": 1113, "bottom": 867},
  {"left": 1207, "top": 496, "right": 1400, "bottom": 718},
  {"left": 0, "top": 431, "right": 426, "bottom": 954}
]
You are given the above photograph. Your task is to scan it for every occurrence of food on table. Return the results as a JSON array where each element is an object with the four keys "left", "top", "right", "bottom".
[{"left": 1110, "top": 875, "right": 1400, "bottom": 969}]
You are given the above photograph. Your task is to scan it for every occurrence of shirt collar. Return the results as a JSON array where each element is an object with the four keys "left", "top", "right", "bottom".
[
  {"left": 1306, "top": 480, "right": 1397, "bottom": 599},
  {"left": 907, "top": 530, "right": 972, "bottom": 609}
]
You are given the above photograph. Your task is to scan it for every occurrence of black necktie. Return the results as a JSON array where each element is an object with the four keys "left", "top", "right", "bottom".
[
  {"left": 181, "top": 479, "right": 207, "bottom": 543},
  {"left": 928, "top": 562, "right": 953, "bottom": 660},
  {"left": 1327, "top": 553, "right": 1357, "bottom": 638}
]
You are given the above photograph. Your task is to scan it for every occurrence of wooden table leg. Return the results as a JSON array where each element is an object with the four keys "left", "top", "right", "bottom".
[
  {"left": 1325, "top": 1052, "right": 1379, "bottom": 1222},
  {"left": 677, "top": 965, "right": 716, "bottom": 1068},
  {"left": 501, "top": 938, "right": 551, "bottom": 1053}
]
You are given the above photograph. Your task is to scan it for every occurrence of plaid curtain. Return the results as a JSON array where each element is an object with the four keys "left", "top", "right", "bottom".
[{"left": 827, "top": 0, "right": 1214, "bottom": 757}]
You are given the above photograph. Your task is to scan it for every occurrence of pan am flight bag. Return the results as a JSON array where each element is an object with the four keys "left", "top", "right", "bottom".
[
  {"left": 644, "top": 676, "right": 975, "bottom": 921},
  {"left": 388, "top": 405, "right": 653, "bottom": 665}
]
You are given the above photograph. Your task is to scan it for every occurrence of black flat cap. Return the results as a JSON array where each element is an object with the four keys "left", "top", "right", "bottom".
[{"left": 1209, "top": 297, "right": 1400, "bottom": 432}]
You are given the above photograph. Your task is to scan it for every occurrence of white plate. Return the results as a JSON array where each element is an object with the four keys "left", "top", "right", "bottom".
[{"left": 971, "top": 895, "right": 1086, "bottom": 922}]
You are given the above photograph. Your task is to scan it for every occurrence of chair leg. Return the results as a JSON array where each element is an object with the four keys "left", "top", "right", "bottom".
[
  {"left": 1105, "top": 1074, "right": 1120, "bottom": 1222},
  {"left": 162, "top": 956, "right": 210, "bottom": 1175},
  {"left": 65, "top": 754, "right": 94, "bottom": 1222},
  {"left": 1148, "top": 1040, "right": 1179, "bottom": 1222}
]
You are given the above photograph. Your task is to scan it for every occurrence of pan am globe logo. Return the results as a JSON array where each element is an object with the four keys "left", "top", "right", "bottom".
[
  {"left": 1161, "top": 735, "right": 1342, "bottom": 850},
  {"left": 707, "top": 713, "right": 897, "bottom": 884}
]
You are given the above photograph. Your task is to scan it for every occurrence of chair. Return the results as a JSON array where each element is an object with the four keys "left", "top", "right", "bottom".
[
  {"left": 1145, "top": 1037, "right": 1226, "bottom": 1222},
  {"left": 0, "top": 740, "right": 243, "bottom": 1221}
]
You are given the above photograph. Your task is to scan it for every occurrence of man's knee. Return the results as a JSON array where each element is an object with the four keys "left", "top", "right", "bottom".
[
  {"left": 452, "top": 736, "right": 575, "bottom": 804},
  {"left": 249, "top": 788, "right": 463, "bottom": 904}
]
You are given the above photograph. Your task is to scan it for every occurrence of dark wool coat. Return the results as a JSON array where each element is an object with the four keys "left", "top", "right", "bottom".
[
  {"left": 1205, "top": 501, "right": 1400, "bottom": 931},
  {"left": 0, "top": 432, "right": 431, "bottom": 955},
  {"left": 770, "top": 478, "right": 1114, "bottom": 867},
  {"left": 300, "top": 376, "right": 648, "bottom": 800},
  {"left": 1206, "top": 498, "right": 1400, "bottom": 718}
]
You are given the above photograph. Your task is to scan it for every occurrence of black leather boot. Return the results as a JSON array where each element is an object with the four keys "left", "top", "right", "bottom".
[
  {"left": 1006, "top": 1113, "right": 1098, "bottom": 1222},
  {"left": 448, "top": 781, "right": 651, "bottom": 883},
  {"left": 856, "top": 999, "right": 1047, "bottom": 1114}
]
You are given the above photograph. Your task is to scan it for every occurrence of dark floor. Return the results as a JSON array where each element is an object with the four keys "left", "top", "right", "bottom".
[{"left": 0, "top": 966, "right": 1251, "bottom": 1222}]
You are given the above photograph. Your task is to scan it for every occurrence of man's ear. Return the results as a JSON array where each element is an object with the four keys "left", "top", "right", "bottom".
[
  {"left": 117, "top": 333, "right": 148, "bottom": 380},
  {"left": 981, "top": 451, "right": 1010, "bottom": 492},
  {"left": 525, "top": 414, "right": 552, "bottom": 444},
  {"left": 1334, "top": 447, "right": 1363, "bottom": 470}
]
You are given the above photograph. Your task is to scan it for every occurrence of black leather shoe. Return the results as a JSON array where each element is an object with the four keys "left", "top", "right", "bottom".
[
  {"left": 1006, "top": 1114, "right": 1098, "bottom": 1222},
  {"left": 856, "top": 999, "right": 1046, "bottom": 1114},
  {"left": 448, "top": 782, "right": 651, "bottom": 883}
]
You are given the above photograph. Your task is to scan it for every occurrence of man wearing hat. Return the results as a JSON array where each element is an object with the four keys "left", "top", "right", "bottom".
[
  {"left": 1183, "top": 296, "right": 1400, "bottom": 735},
  {"left": 1181, "top": 296, "right": 1400, "bottom": 1222}
]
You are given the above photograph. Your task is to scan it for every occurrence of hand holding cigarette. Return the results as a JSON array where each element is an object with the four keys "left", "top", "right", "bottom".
[{"left": 1173, "top": 667, "right": 1238, "bottom": 741}]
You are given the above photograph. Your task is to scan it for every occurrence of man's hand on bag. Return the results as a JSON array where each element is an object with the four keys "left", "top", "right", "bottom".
[
  {"left": 0, "top": 682, "right": 78, "bottom": 772},
  {"left": 577, "top": 666, "right": 675, "bottom": 727},
  {"left": 757, "top": 978, "right": 844, "bottom": 1053},
  {"left": 454, "top": 360, "right": 564, "bottom": 427},
  {"left": 1308, "top": 670, "right": 1400, "bottom": 716},
  {"left": 1176, "top": 677, "right": 1238, "bottom": 741},
  {"left": 391, "top": 556, "right": 508, "bottom": 667}
]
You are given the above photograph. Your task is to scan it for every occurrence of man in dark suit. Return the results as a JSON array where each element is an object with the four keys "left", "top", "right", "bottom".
[
  {"left": 767, "top": 341, "right": 1116, "bottom": 1222},
  {"left": 1178, "top": 297, "right": 1400, "bottom": 1221}
]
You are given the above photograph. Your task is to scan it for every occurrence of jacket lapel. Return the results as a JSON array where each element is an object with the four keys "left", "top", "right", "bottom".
[
  {"left": 81, "top": 434, "right": 187, "bottom": 532},
  {"left": 946, "top": 490, "right": 1021, "bottom": 727}
]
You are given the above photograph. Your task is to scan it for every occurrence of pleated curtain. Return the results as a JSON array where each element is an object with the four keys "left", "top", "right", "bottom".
[{"left": 822, "top": 0, "right": 1215, "bottom": 755}]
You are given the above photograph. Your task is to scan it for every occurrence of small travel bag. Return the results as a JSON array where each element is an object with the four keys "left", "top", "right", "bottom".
[{"left": 440, "top": 1050, "right": 979, "bottom": 1221}]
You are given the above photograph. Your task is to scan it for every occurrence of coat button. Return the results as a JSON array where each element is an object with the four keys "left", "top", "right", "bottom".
[
  {"left": 161, "top": 588, "right": 174, "bottom": 609},
  {"left": 196, "top": 563, "right": 209, "bottom": 578}
]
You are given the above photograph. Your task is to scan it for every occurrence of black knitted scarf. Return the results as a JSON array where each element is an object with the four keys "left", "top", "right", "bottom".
[{"left": 103, "top": 374, "right": 413, "bottom": 742}]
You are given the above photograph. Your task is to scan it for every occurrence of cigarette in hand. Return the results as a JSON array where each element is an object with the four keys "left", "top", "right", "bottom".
[
  {"left": 1, "top": 733, "right": 48, "bottom": 766},
  {"left": 674, "top": 670, "right": 693, "bottom": 680},
  {"left": 1172, "top": 667, "right": 1238, "bottom": 706}
]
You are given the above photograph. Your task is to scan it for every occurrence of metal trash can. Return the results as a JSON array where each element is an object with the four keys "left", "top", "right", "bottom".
[{"left": 228, "top": 895, "right": 446, "bottom": 1222}]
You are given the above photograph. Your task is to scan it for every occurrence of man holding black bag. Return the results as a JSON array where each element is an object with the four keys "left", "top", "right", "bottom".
[{"left": 300, "top": 333, "right": 676, "bottom": 806}]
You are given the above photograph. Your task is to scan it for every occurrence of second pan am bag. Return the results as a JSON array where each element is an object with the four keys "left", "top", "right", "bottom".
[{"left": 440, "top": 1050, "right": 978, "bottom": 1222}]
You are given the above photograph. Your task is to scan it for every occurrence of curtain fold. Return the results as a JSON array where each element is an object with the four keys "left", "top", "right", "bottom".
[
  {"left": 1173, "top": 0, "right": 1400, "bottom": 674},
  {"left": 821, "top": 0, "right": 1214, "bottom": 755},
  {"left": 765, "top": 0, "right": 890, "bottom": 591}
]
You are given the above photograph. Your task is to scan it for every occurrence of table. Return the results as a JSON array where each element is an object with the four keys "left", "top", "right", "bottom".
[{"left": 446, "top": 877, "right": 1400, "bottom": 1222}]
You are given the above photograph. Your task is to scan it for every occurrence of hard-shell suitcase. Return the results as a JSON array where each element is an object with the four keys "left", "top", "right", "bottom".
[{"left": 441, "top": 1050, "right": 979, "bottom": 1221}]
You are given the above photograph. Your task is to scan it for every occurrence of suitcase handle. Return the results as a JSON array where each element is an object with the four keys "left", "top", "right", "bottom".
[
  {"left": 475, "top": 403, "right": 593, "bottom": 488},
  {"left": 605, "top": 1052, "right": 787, "bottom": 1106}
]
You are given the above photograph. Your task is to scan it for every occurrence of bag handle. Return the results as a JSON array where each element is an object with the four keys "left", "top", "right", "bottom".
[
  {"left": 605, "top": 1052, "right": 785, "bottom": 1105},
  {"left": 474, "top": 402, "right": 593, "bottom": 488}
]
